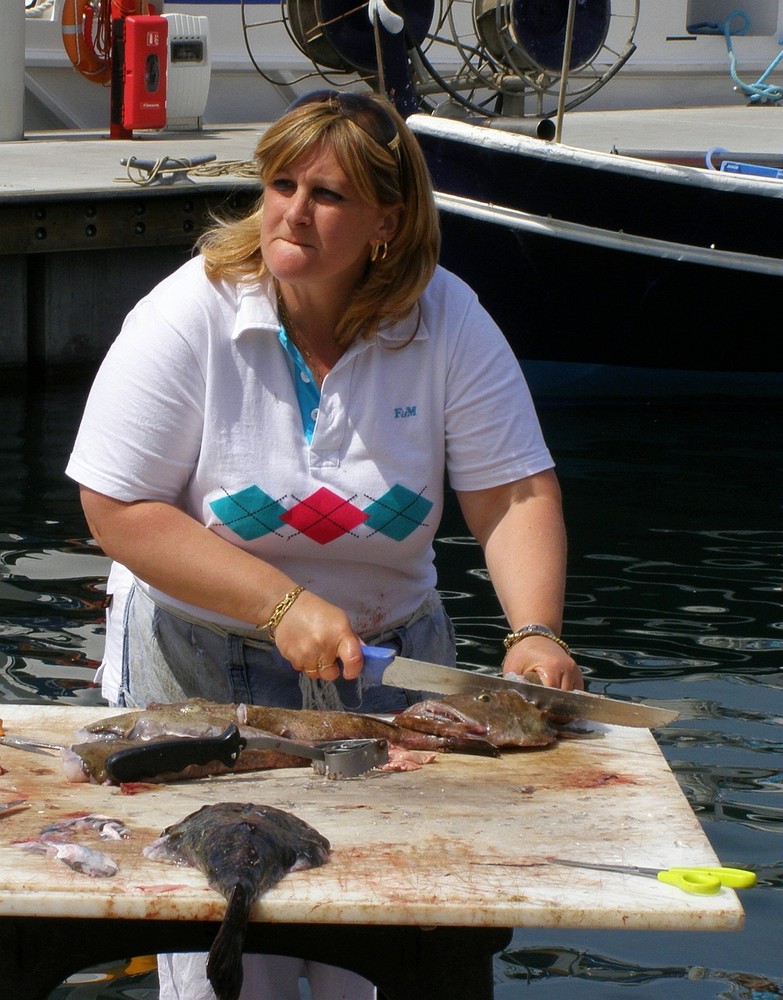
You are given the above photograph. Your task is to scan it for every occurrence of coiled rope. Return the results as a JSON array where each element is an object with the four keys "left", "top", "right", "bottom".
[
  {"left": 688, "top": 10, "right": 783, "bottom": 104},
  {"left": 121, "top": 155, "right": 258, "bottom": 187},
  {"left": 25, "top": 0, "right": 57, "bottom": 17},
  {"left": 191, "top": 159, "right": 259, "bottom": 179}
]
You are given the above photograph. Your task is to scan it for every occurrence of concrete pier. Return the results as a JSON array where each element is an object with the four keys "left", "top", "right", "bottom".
[{"left": 0, "top": 126, "right": 261, "bottom": 370}]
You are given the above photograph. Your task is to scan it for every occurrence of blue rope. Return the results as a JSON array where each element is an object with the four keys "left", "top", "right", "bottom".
[{"left": 688, "top": 9, "right": 783, "bottom": 104}]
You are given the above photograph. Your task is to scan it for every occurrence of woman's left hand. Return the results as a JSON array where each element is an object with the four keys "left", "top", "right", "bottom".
[{"left": 502, "top": 635, "right": 584, "bottom": 691}]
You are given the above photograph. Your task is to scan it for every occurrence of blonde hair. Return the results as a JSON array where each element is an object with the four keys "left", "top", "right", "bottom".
[{"left": 197, "top": 93, "right": 441, "bottom": 345}]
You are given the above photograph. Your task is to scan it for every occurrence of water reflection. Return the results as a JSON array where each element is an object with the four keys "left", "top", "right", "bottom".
[{"left": 501, "top": 945, "right": 783, "bottom": 996}]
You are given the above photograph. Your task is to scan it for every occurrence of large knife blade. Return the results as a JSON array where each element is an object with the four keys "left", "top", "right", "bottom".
[{"left": 360, "top": 646, "right": 678, "bottom": 728}]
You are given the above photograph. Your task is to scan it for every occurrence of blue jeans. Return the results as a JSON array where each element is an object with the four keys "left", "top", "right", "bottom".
[{"left": 120, "top": 585, "right": 455, "bottom": 712}]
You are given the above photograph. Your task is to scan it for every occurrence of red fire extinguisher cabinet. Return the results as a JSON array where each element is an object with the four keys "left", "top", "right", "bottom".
[{"left": 112, "top": 14, "right": 168, "bottom": 134}]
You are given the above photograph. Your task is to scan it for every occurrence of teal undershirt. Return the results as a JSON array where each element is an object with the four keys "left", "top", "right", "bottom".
[{"left": 279, "top": 324, "right": 320, "bottom": 444}]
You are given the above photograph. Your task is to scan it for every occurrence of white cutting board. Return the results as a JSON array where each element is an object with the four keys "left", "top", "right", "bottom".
[{"left": 0, "top": 706, "right": 745, "bottom": 931}]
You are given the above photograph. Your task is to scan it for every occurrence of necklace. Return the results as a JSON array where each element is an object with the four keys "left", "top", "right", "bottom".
[{"left": 277, "top": 294, "right": 324, "bottom": 387}]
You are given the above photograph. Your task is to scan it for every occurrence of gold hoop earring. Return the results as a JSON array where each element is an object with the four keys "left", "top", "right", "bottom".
[{"left": 371, "top": 241, "right": 388, "bottom": 263}]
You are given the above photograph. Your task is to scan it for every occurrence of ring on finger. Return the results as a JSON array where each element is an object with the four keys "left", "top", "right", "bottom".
[{"left": 304, "top": 666, "right": 319, "bottom": 676}]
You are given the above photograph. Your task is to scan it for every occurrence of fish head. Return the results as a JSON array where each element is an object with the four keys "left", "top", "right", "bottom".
[{"left": 396, "top": 688, "right": 557, "bottom": 747}]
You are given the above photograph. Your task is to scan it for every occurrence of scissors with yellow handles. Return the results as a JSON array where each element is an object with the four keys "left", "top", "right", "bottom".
[{"left": 552, "top": 859, "right": 757, "bottom": 895}]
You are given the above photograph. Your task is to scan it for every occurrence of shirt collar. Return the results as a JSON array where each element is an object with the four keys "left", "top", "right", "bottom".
[
  {"left": 375, "top": 304, "right": 429, "bottom": 344},
  {"left": 231, "top": 275, "right": 280, "bottom": 340},
  {"left": 230, "top": 276, "right": 429, "bottom": 345}
]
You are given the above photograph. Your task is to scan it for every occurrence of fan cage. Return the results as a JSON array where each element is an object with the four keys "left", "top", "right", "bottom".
[{"left": 240, "top": 0, "right": 640, "bottom": 119}]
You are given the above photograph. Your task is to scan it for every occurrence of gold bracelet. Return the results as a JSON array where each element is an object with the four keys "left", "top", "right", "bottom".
[
  {"left": 503, "top": 624, "right": 571, "bottom": 655},
  {"left": 258, "top": 585, "right": 305, "bottom": 640}
]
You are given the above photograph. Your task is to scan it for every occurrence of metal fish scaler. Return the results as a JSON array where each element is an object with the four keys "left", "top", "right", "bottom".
[{"left": 143, "top": 802, "right": 330, "bottom": 1000}]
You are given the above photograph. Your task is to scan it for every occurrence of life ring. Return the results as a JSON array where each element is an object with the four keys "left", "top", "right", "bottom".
[
  {"left": 60, "top": 1, "right": 150, "bottom": 85},
  {"left": 61, "top": 0, "right": 113, "bottom": 84}
]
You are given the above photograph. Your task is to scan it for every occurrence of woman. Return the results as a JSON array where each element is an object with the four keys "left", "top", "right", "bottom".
[{"left": 67, "top": 90, "right": 582, "bottom": 1000}]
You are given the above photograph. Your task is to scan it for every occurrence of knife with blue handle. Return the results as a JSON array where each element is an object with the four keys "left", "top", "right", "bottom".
[{"left": 359, "top": 645, "right": 678, "bottom": 728}]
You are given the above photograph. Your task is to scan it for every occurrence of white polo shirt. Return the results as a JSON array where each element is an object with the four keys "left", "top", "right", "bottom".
[{"left": 66, "top": 256, "right": 553, "bottom": 633}]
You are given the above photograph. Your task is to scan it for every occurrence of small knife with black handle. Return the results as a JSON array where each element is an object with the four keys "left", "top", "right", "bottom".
[{"left": 104, "top": 723, "right": 389, "bottom": 783}]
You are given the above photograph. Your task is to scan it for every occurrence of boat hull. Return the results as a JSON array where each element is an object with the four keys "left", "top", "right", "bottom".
[{"left": 410, "top": 115, "right": 783, "bottom": 372}]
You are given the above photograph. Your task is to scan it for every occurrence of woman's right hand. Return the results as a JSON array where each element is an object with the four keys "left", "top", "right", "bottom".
[
  {"left": 272, "top": 589, "right": 364, "bottom": 682},
  {"left": 79, "top": 489, "right": 366, "bottom": 682}
]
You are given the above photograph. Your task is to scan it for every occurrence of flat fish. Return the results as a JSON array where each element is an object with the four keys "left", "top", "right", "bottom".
[
  {"left": 395, "top": 688, "right": 559, "bottom": 747},
  {"left": 143, "top": 802, "right": 330, "bottom": 1000},
  {"left": 236, "top": 702, "right": 498, "bottom": 754},
  {"left": 78, "top": 701, "right": 238, "bottom": 741}
]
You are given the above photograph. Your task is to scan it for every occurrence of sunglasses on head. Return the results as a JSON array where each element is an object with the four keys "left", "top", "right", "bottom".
[{"left": 286, "top": 90, "right": 401, "bottom": 155}]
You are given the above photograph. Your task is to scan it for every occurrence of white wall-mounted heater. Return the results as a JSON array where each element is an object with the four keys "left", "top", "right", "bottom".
[{"left": 164, "top": 13, "right": 211, "bottom": 129}]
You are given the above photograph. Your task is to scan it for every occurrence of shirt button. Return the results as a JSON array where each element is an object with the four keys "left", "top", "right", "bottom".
[
  {"left": 310, "top": 407, "right": 319, "bottom": 421},
  {"left": 300, "top": 371, "right": 311, "bottom": 384}
]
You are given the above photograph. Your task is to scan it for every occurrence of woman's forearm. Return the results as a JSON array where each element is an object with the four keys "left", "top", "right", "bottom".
[
  {"left": 457, "top": 470, "right": 582, "bottom": 689},
  {"left": 81, "top": 487, "right": 374, "bottom": 679},
  {"left": 80, "top": 487, "right": 295, "bottom": 627},
  {"left": 457, "top": 470, "right": 566, "bottom": 628},
  {"left": 482, "top": 491, "right": 567, "bottom": 633}
]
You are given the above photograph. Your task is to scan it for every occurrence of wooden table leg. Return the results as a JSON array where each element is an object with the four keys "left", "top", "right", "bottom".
[{"left": 0, "top": 917, "right": 512, "bottom": 1000}]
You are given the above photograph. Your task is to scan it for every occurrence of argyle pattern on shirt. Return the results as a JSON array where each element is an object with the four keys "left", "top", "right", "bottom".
[{"left": 210, "top": 483, "right": 433, "bottom": 545}]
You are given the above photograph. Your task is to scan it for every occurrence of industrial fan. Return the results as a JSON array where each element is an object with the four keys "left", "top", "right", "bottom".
[
  {"left": 239, "top": 0, "right": 436, "bottom": 90},
  {"left": 435, "top": 0, "right": 640, "bottom": 116},
  {"left": 240, "top": 0, "right": 639, "bottom": 119}
]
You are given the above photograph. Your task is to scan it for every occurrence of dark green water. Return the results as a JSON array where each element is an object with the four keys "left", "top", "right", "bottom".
[{"left": 1, "top": 372, "right": 781, "bottom": 999}]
